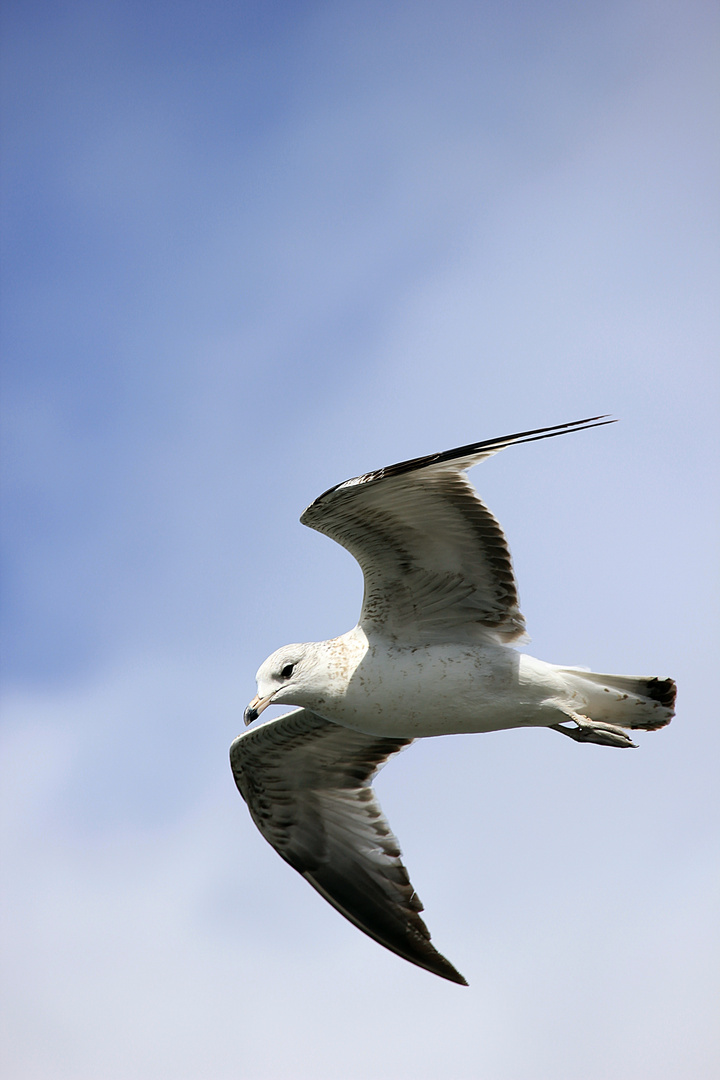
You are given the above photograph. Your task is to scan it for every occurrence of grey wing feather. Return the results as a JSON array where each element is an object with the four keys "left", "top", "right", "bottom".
[
  {"left": 230, "top": 708, "right": 467, "bottom": 985},
  {"left": 301, "top": 416, "right": 614, "bottom": 643}
]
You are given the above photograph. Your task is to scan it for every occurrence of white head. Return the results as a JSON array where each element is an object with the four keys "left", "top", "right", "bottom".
[{"left": 244, "top": 641, "right": 329, "bottom": 724}]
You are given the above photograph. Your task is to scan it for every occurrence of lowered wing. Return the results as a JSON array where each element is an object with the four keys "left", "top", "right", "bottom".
[{"left": 230, "top": 707, "right": 466, "bottom": 985}]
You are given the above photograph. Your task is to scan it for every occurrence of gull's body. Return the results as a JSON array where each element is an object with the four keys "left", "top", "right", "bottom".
[
  {"left": 232, "top": 418, "right": 675, "bottom": 985},
  {"left": 250, "top": 627, "right": 670, "bottom": 739}
]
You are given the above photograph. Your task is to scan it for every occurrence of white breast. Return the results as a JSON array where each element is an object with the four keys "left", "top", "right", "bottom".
[{"left": 316, "top": 634, "right": 566, "bottom": 738}]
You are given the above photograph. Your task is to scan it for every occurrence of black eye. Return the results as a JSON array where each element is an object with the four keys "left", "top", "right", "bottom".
[{"left": 280, "top": 664, "right": 295, "bottom": 680}]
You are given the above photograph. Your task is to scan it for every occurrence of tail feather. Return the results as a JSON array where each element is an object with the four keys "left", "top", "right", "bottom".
[
  {"left": 644, "top": 676, "right": 677, "bottom": 712},
  {"left": 556, "top": 668, "right": 676, "bottom": 732}
]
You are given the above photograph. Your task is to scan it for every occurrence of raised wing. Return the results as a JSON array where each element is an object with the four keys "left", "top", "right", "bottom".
[
  {"left": 230, "top": 708, "right": 466, "bottom": 985},
  {"left": 301, "top": 416, "right": 614, "bottom": 644}
]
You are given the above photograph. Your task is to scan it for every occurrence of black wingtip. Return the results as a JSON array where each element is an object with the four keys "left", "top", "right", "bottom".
[
  {"left": 408, "top": 944, "right": 469, "bottom": 986},
  {"left": 388, "top": 416, "right": 615, "bottom": 478},
  {"left": 478, "top": 415, "right": 617, "bottom": 455},
  {"left": 417, "top": 942, "right": 468, "bottom": 985},
  {"left": 439, "top": 963, "right": 469, "bottom": 986},
  {"left": 497, "top": 415, "right": 617, "bottom": 450},
  {"left": 303, "top": 416, "right": 618, "bottom": 511}
]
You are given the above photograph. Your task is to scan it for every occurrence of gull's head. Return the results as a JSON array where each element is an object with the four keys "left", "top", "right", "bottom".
[{"left": 244, "top": 642, "right": 327, "bottom": 725}]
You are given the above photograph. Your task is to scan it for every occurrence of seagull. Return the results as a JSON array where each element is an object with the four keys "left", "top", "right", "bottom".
[{"left": 231, "top": 417, "right": 675, "bottom": 985}]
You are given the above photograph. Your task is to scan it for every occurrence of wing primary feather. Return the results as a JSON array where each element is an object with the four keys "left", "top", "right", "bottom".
[
  {"left": 307, "top": 415, "right": 615, "bottom": 504},
  {"left": 360, "top": 414, "right": 616, "bottom": 484}
]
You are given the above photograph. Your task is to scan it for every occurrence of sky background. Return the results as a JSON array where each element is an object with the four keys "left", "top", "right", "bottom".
[{"left": 1, "top": 1, "right": 719, "bottom": 1077}]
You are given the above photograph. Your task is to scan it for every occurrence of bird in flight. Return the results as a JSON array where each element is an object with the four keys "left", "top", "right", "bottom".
[{"left": 231, "top": 417, "right": 675, "bottom": 985}]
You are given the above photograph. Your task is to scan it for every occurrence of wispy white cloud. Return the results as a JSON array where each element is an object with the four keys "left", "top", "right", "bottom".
[{"left": 2, "top": 665, "right": 718, "bottom": 1079}]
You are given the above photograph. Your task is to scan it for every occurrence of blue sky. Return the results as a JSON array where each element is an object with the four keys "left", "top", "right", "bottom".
[{"left": 2, "top": 2, "right": 719, "bottom": 1077}]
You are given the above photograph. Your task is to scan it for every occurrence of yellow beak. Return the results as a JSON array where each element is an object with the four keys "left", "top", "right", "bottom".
[{"left": 244, "top": 692, "right": 274, "bottom": 725}]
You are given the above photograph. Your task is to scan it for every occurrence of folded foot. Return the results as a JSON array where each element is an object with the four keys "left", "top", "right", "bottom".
[{"left": 550, "top": 713, "right": 638, "bottom": 749}]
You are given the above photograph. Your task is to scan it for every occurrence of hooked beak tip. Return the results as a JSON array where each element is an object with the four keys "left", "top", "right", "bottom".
[{"left": 244, "top": 693, "right": 273, "bottom": 726}]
